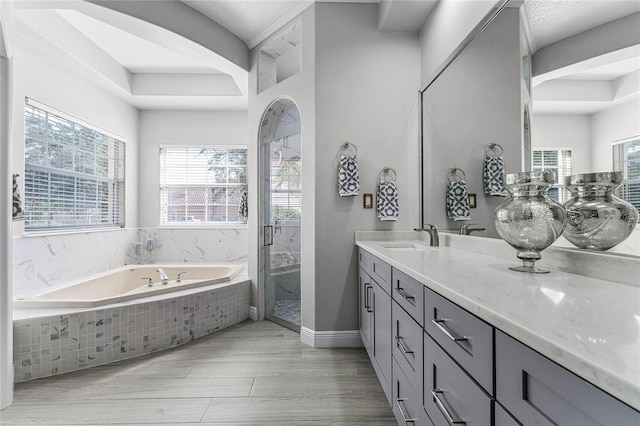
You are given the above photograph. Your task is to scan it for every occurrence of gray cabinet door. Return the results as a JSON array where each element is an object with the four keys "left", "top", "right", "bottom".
[
  {"left": 371, "top": 254, "right": 392, "bottom": 295},
  {"left": 392, "top": 300, "right": 423, "bottom": 395},
  {"left": 393, "top": 358, "right": 433, "bottom": 426},
  {"left": 495, "top": 402, "right": 521, "bottom": 426},
  {"left": 358, "top": 267, "right": 373, "bottom": 355},
  {"left": 392, "top": 268, "right": 425, "bottom": 326},
  {"left": 496, "top": 331, "right": 640, "bottom": 426},
  {"left": 424, "top": 287, "right": 493, "bottom": 395},
  {"left": 424, "top": 333, "right": 492, "bottom": 426},
  {"left": 373, "top": 280, "right": 392, "bottom": 404}
]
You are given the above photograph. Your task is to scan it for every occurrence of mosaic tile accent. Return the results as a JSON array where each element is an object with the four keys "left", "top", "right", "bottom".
[
  {"left": 12, "top": 281, "right": 250, "bottom": 383},
  {"left": 274, "top": 299, "right": 300, "bottom": 326}
]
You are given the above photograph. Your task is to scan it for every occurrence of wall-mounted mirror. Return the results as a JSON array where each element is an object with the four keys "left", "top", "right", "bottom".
[{"left": 420, "top": 0, "right": 640, "bottom": 256}]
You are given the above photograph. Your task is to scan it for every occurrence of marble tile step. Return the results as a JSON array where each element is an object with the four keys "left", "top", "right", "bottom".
[
  {"left": 201, "top": 396, "right": 396, "bottom": 423},
  {"left": 0, "top": 398, "right": 211, "bottom": 424}
]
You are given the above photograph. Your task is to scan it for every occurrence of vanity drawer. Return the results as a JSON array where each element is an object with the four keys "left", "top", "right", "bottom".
[
  {"left": 393, "top": 358, "right": 432, "bottom": 426},
  {"left": 423, "top": 333, "right": 492, "bottom": 426},
  {"left": 424, "top": 288, "right": 493, "bottom": 394},
  {"left": 496, "top": 331, "right": 640, "bottom": 426},
  {"left": 392, "top": 268, "right": 424, "bottom": 326},
  {"left": 392, "top": 300, "right": 423, "bottom": 394},
  {"left": 370, "top": 254, "right": 392, "bottom": 295},
  {"left": 358, "top": 248, "right": 371, "bottom": 274}
]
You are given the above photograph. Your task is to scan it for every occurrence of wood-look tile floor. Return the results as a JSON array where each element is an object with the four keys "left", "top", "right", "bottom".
[{"left": 0, "top": 320, "right": 397, "bottom": 425}]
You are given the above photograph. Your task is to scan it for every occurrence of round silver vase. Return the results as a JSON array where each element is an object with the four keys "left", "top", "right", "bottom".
[
  {"left": 563, "top": 172, "right": 638, "bottom": 250},
  {"left": 493, "top": 171, "right": 566, "bottom": 273}
]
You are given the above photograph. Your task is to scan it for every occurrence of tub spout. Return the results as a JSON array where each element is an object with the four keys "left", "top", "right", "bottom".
[{"left": 157, "top": 268, "right": 169, "bottom": 285}]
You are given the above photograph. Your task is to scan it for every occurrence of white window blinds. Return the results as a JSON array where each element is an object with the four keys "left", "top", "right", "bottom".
[
  {"left": 24, "top": 100, "right": 125, "bottom": 231},
  {"left": 160, "top": 146, "right": 247, "bottom": 224},
  {"left": 532, "top": 149, "right": 572, "bottom": 203},
  {"left": 613, "top": 138, "right": 640, "bottom": 223}
]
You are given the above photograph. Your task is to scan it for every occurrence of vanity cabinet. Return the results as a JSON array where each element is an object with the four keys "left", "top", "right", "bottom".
[
  {"left": 358, "top": 249, "right": 392, "bottom": 404},
  {"left": 356, "top": 246, "right": 640, "bottom": 426},
  {"left": 496, "top": 331, "right": 640, "bottom": 426}
]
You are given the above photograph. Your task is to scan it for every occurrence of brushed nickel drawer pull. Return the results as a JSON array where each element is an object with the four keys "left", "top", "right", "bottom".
[
  {"left": 395, "top": 335, "right": 414, "bottom": 354},
  {"left": 395, "top": 398, "right": 417, "bottom": 423},
  {"left": 432, "top": 319, "right": 468, "bottom": 342},
  {"left": 396, "top": 287, "right": 415, "bottom": 301},
  {"left": 431, "top": 389, "right": 466, "bottom": 424},
  {"left": 365, "top": 284, "right": 373, "bottom": 313}
]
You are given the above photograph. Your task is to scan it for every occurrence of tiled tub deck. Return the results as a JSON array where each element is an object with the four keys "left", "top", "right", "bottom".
[{"left": 13, "top": 279, "right": 250, "bottom": 382}]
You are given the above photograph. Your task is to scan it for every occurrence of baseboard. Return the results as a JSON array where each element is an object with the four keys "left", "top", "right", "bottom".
[
  {"left": 249, "top": 305, "right": 258, "bottom": 321},
  {"left": 300, "top": 327, "right": 363, "bottom": 348}
]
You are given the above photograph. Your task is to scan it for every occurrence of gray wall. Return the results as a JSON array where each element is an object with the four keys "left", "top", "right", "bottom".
[{"left": 314, "top": 3, "right": 419, "bottom": 331}]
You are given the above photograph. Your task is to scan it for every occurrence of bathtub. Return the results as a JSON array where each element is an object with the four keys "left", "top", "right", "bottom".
[
  {"left": 13, "top": 263, "right": 250, "bottom": 382},
  {"left": 14, "top": 264, "right": 244, "bottom": 308}
]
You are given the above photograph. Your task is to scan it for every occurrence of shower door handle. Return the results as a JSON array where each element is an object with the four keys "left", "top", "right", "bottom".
[{"left": 264, "top": 225, "right": 274, "bottom": 246}]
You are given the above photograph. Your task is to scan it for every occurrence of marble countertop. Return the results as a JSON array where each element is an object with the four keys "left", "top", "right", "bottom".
[{"left": 356, "top": 235, "right": 640, "bottom": 411}]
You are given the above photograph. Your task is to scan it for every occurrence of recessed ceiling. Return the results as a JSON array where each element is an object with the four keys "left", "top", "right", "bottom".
[
  {"left": 57, "top": 9, "right": 221, "bottom": 75},
  {"left": 525, "top": 0, "right": 640, "bottom": 51},
  {"left": 559, "top": 57, "right": 640, "bottom": 81}
]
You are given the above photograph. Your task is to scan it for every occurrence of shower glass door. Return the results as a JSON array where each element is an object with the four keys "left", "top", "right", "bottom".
[{"left": 262, "top": 135, "right": 301, "bottom": 329}]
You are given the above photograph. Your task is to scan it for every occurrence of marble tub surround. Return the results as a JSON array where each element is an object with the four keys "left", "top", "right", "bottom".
[
  {"left": 13, "top": 276, "right": 250, "bottom": 382},
  {"left": 128, "top": 227, "right": 248, "bottom": 264},
  {"left": 356, "top": 233, "right": 640, "bottom": 411},
  {"left": 12, "top": 228, "right": 137, "bottom": 296}
]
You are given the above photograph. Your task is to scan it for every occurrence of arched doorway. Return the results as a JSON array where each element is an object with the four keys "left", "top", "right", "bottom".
[{"left": 258, "top": 98, "right": 302, "bottom": 331}]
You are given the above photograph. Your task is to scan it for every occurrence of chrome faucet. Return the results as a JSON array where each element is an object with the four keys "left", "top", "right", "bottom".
[
  {"left": 460, "top": 223, "right": 486, "bottom": 235},
  {"left": 414, "top": 224, "right": 439, "bottom": 247},
  {"left": 157, "top": 268, "right": 169, "bottom": 285}
]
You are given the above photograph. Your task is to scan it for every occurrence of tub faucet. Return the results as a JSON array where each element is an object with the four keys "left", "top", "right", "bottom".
[
  {"left": 283, "top": 252, "right": 296, "bottom": 263},
  {"left": 157, "top": 268, "right": 169, "bottom": 285},
  {"left": 460, "top": 223, "right": 486, "bottom": 235},
  {"left": 414, "top": 224, "right": 439, "bottom": 247}
]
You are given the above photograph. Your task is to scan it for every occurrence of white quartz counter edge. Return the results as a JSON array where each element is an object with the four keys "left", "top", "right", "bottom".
[{"left": 356, "top": 240, "right": 640, "bottom": 411}]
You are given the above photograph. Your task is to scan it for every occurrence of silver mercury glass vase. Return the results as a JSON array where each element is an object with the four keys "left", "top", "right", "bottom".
[
  {"left": 493, "top": 171, "right": 566, "bottom": 273},
  {"left": 563, "top": 172, "right": 638, "bottom": 250}
]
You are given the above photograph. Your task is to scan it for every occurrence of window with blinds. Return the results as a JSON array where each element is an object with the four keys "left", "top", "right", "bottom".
[
  {"left": 271, "top": 158, "right": 301, "bottom": 221},
  {"left": 24, "top": 100, "right": 125, "bottom": 232},
  {"left": 613, "top": 138, "right": 640, "bottom": 223},
  {"left": 160, "top": 146, "right": 247, "bottom": 224},
  {"left": 532, "top": 149, "right": 572, "bottom": 203}
]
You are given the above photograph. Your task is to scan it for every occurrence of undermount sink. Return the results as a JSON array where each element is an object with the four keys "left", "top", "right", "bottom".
[{"left": 380, "top": 243, "right": 428, "bottom": 251}]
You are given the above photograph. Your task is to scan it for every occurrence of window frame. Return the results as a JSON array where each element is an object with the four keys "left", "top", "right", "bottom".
[
  {"left": 23, "top": 98, "right": 126, "bottom": 234},
  {"left": 612, "top": 136, "right": 640, "bottom": 225},
  {"left": 159, "top": 144, "right": 248, "bottom": 228}
]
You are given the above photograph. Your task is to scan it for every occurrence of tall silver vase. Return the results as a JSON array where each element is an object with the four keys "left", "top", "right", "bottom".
[
  {"left": 563, "top": 172, "right": 638, "bottom": 250},
  {"left": 493, "top": 171, "right": 566, "bottom": 273}
]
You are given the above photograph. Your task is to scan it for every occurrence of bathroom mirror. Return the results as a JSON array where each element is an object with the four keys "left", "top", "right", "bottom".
[{"left": 420, "top": 0, "right": 640, "bottom": 256}]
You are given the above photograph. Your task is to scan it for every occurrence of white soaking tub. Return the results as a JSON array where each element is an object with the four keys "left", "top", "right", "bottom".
[{"left": 14, "top": 264, "right": 244, "bottom": 308}]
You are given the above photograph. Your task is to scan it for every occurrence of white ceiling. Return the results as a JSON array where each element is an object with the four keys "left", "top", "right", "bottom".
[{"left": 13, "top": 0, "right": 640, "bottom": 114}]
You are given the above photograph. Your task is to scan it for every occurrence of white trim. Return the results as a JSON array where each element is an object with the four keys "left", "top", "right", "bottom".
[
  {"left": 300, "top": 327, "right": 363, "bottom": 348},
  {"left": 247, "top": 1, "right": 312, "bottom": 49},
  {"left": 249, "top": 305, "right": 258, "bottom": 321}
]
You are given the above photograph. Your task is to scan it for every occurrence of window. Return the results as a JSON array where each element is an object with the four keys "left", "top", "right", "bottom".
[
  {"left": 271, "top": 156, "right": 301, "bottom": 221},
  {"left": 613, "top": 138, "right": 640, "bottom": 223},
  {"left": 24, "top": 99, "right": 125, "bottom": 232},
  {"left": 160, "top": 146, "right": 247, "bottom": 224},
  {"left": 532, "top": 149, "right": 572, "bottom": 203}
]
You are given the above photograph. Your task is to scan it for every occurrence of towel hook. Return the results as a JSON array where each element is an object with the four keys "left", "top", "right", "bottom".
[
  {"left": 447, "top": 167, "right": 466, "bottom": 182},
  {"left": 378, "top": 167, "right": 397, "bottom": 183},
  {"left": 339, "top": 141, "right": 357, "bottom": 156},
  {"left": 485, "top": 143, "right": 504, "bottom": 157}
]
